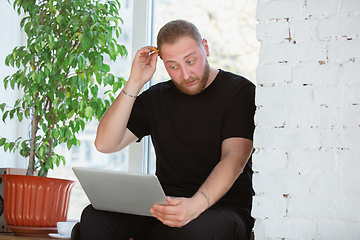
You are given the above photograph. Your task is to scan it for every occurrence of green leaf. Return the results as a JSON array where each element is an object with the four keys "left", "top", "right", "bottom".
[
  {"left": 36, "top": 72, "right": 42, "bottom": 83},
  {"left": 102, "top": 64, "right": 110, "bottom": 73},
  {"left": 60, "top": 155, "right": 66, "bottom": 165},
  {"left": 45, "top": 63, "right": 52, "bottom": 72},
  {"left": 78, "top": 55, "right": 84, "bottom": 70},
  {"left": 84, "top": 106, "right": 92, "bottom": 118},
  {"left": 71, "top": 32, "right": 82, "bottom": 40},
  {"left": 82, "top": 35, "right": 91, "bottom": 50},
  {"left": 56, "top": 15, "right": 62, "bottom": 24},
  {"left": 54, "top": 155, "right": 60, "bottom": 167},
  {"left": 39, "top": 145, "right": 46, "bottom": 157},
  {"left": 90, "top": 85, "right": 98, "bottom": 98},
  {"left": 45, "top": 157, "right": 54, "bottom": 170},
  {"left": 38, "top": 166, "right": 46, "bottom": 177},
  {"left": 80, "top": 120, "right": 85, "bottom": 131},
  {"left": 2, "top": 111, "right": 9, "bottom": 122},
  {"left": 66, "top": 140, "right": 72, "bottom": 150},
  {"left": 4, "top": 142, "right": 10, "bottom": 151},
  {"left": 0, "top": 103, "right": 6, "bottom": 112},
  {"left": 17, "top": 111, "right": 23, "bottom": 122},
  {"left": 67, "top": 109, "right": 75, "bottom": 119},
  {"left": 0, "top": 138, "right": 6, "bottom": 146}
]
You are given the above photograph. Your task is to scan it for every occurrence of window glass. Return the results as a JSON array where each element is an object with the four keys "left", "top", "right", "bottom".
[
  {"left": 49, "top": 0, "right": 134, "bottom": 220},
  {"left": 147, "top": 0, "right": 260, "bottom": 174}
]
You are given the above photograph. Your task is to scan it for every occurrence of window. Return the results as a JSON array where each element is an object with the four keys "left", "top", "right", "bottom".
[
  {"left": 146, "top": 0, "right": 260, "bottom": 174},
  {"left": 48, "top": 0, "right": 150, "bottom": 220}
]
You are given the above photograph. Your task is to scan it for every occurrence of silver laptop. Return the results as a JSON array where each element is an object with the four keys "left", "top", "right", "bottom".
[{"left": 72, "top": 167, "right": 168, "bottom": 217}]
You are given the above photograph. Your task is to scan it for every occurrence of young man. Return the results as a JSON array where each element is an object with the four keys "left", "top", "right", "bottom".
[{"left": 78, "top": 19, "right": 255, "bottom": 240}]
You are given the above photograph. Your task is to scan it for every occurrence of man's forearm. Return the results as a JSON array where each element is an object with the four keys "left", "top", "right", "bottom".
[{"left": 195, "top": 137, "right": 253, "bottom": 210}]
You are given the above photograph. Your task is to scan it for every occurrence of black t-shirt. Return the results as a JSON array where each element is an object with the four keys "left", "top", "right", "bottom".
[{"left": 127, "top": 69, "right": 255, "bottom": 226}]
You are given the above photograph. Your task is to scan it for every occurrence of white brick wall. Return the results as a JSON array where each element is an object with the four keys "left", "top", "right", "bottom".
[{"left": 253, "top": 0, "right": 360, "bottom": 239}]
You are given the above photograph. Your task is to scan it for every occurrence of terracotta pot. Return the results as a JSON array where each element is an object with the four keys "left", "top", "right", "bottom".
[{"left": 1, "top": 174, "right": 74, "bottom": 228}]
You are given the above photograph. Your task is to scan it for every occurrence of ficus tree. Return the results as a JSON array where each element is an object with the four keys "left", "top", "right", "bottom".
[{"left": 0, "top": 0, "right": 127, "bottom": 176}]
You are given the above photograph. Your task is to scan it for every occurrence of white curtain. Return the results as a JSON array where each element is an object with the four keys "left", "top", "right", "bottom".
[{"left": 0, "top": 1, "right": 27, "bottom": 168}]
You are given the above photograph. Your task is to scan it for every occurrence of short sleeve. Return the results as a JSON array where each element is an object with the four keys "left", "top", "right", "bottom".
[{"left": 221, "top": 81, "right": 256, "bottom": 141}]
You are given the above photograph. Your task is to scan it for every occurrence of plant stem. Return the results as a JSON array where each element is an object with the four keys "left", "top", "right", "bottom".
[{"left": 27, "top": 114, "right": 40, "bottom": 176}]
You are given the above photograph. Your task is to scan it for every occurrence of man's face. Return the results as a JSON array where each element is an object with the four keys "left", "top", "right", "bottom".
[{"left": 160, "top": 36, "right": 211, "bottom": 95}]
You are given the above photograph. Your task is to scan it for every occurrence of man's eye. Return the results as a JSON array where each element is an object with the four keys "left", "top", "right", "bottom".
[
  {"left": 187, "top": 60, "right": 195, "bottom": 64},
  {"left": 170, "top": 66, "right": 178, "bottom": 70}
]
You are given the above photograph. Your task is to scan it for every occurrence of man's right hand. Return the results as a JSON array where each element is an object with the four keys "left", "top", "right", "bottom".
[{"left": 128, "top": 46, "right": 159, "bottom": 88}]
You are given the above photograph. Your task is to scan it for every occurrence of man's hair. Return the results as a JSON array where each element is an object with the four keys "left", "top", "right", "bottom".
[{"left": 156, "top": 20, "right": 203, "bottom": 51}]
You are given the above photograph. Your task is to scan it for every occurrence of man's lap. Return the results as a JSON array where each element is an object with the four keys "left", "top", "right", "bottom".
[{"left": 79, "top": 204, "right": 248, "bottom": 240}]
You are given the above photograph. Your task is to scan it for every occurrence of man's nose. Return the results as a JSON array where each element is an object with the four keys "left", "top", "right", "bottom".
[{"left": 181, "top": 66, "right": 191, "bottom": 80}]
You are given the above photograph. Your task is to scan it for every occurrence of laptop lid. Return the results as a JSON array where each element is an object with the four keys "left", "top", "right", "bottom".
[{"left": 72, "top": 167, "right": 168, "bottom": 217}]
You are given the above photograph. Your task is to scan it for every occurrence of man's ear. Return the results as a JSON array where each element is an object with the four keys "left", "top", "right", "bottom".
[{"left": 202, "top": 38, "right": 210, "bottom": 57}]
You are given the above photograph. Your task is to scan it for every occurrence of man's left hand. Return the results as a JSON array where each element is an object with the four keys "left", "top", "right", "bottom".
[{"left": 150, "top": 196, "right": 206, "bottom": 228}]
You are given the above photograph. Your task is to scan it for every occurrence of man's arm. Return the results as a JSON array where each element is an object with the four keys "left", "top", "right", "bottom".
[
  {"left": 150, "top": 137, "right": 253, "bottom": 228},
  {"left": 94, "top": 47, "right": 158, "bottom": 153}
]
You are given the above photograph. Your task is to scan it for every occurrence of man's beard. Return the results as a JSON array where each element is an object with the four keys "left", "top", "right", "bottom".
[{"left": 173, "top": 60, "right": 210, "bottom": 96}]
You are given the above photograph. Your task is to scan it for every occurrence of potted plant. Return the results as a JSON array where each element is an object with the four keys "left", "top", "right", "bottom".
[{"left": 0, "top": 0, "right": 127, "bottom": 236}]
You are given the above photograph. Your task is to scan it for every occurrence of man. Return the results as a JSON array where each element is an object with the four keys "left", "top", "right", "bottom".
[{"left": 78, "top": 19, "right": 255, "bottom": 240}]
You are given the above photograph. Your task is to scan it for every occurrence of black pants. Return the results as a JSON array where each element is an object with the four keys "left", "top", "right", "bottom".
[{"left": 79, "top": 204, "right": 249, "bottom": 240}]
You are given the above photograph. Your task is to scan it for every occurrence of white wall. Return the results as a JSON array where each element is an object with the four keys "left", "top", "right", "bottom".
[{"left": 253, "top": 0, "right": 360, "bottom": 239}]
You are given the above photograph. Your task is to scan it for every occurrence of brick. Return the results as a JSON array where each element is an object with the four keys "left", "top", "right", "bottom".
[
  {"left": 321, "top": 125, "right": 343, "bottom": 148},
  {"left": 253, "top": 172, "right": 312, "bottom": 195},
  {"left": 292, "top": 63, "right": 341, "bottom": 85},
  {"left": 287, "top": 105, "right": 341, "bottom": 128},
  {"left": 341, "top": 0, "right": 360, "bottom": 14},
  {"left": 311, "top": 173, "right": 341, "bottom": 196},
  {"left": 304, "top": 0, "right": 339, "bottom": 17},
  {"left": 318, "top": 16, "right": 360, "bottom": 39},
  {"left": 339, "top": 174, "right": 360, "bottom": 197},
  {"left": 254, "top": 127, "right": 289, "bottom": 149},
  {"left": 253, "top": 127, "right": 281, "bottom": 149},
  {"left": 252, "top": 148, "right": 288, "bottom": 173},
  {"left": 313, "top": 86, "right": 342, "bottom": 106},
  {"left": 256, "top": 63, "right": 291, "bottom": 85},
  {"left": 263, "top": 217, "right": 318, "bottom": 239},
  {"left": 252, "top": 195, "right": 287, "bottom": 219},
  {"left": 256, "top": 0, "right": 303, "bottom": 20},
  {"left": 318, "top": 219, "right": 360, "bottom": 240},
  {"left": 339, "top": 149, "right": 360, "bottom": 174},
  {"left": 256, "top": 20, "right": 290, "bottom": 43},
  {"left": 342, "top": 84, "right": 360, "bottom": 105},
  {"left": 341, "top": 104, "right": 360, "bottom": 127},
  {"left": 342, "top": 61, "right": 360, "bottom": 84},
  {"left": 259, "top": 42, "right": 294, "bottom": 63},
  {"left": 287, "top": 195, "right": 336, "bottom": 219},
  {"left": 255, "top": 126, "right": 324, "bottom": 150},
  {"left": 288, "top": 149, "right": 338, "bottom": 172},
  {"left": 255, "top": 85, "right": 314, "bottom": 107},
  {"left": 290, "top": 19, "right": 319, "bottom": 42},
  {"left": 259, "top": 41, "right": 327, "bottom": 63},
  {"left": 292, "top": 41, "right": 327, "bottom": 62},
  {"left": 342, "top": 126, "right": 360, "bottom": 149},
  {"left": 336, "top": 199, "right": 360, "bottom": 222},
  {"left": 254, "top": 105, "right": 287, "bottom": 127},
  {"left": 328, "top": 39, "right": 360, "bottom": 62}
]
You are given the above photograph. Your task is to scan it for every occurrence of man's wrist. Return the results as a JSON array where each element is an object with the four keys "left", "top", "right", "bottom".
[
  {"left": 122, "top": 89, "right": 137, "bottom": 98},
  {"left": 199, "top": 191, "right": 211, "bottom": 208},
  {"left": 122, "top": 79, "right": 143, "bottom": 98}
]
